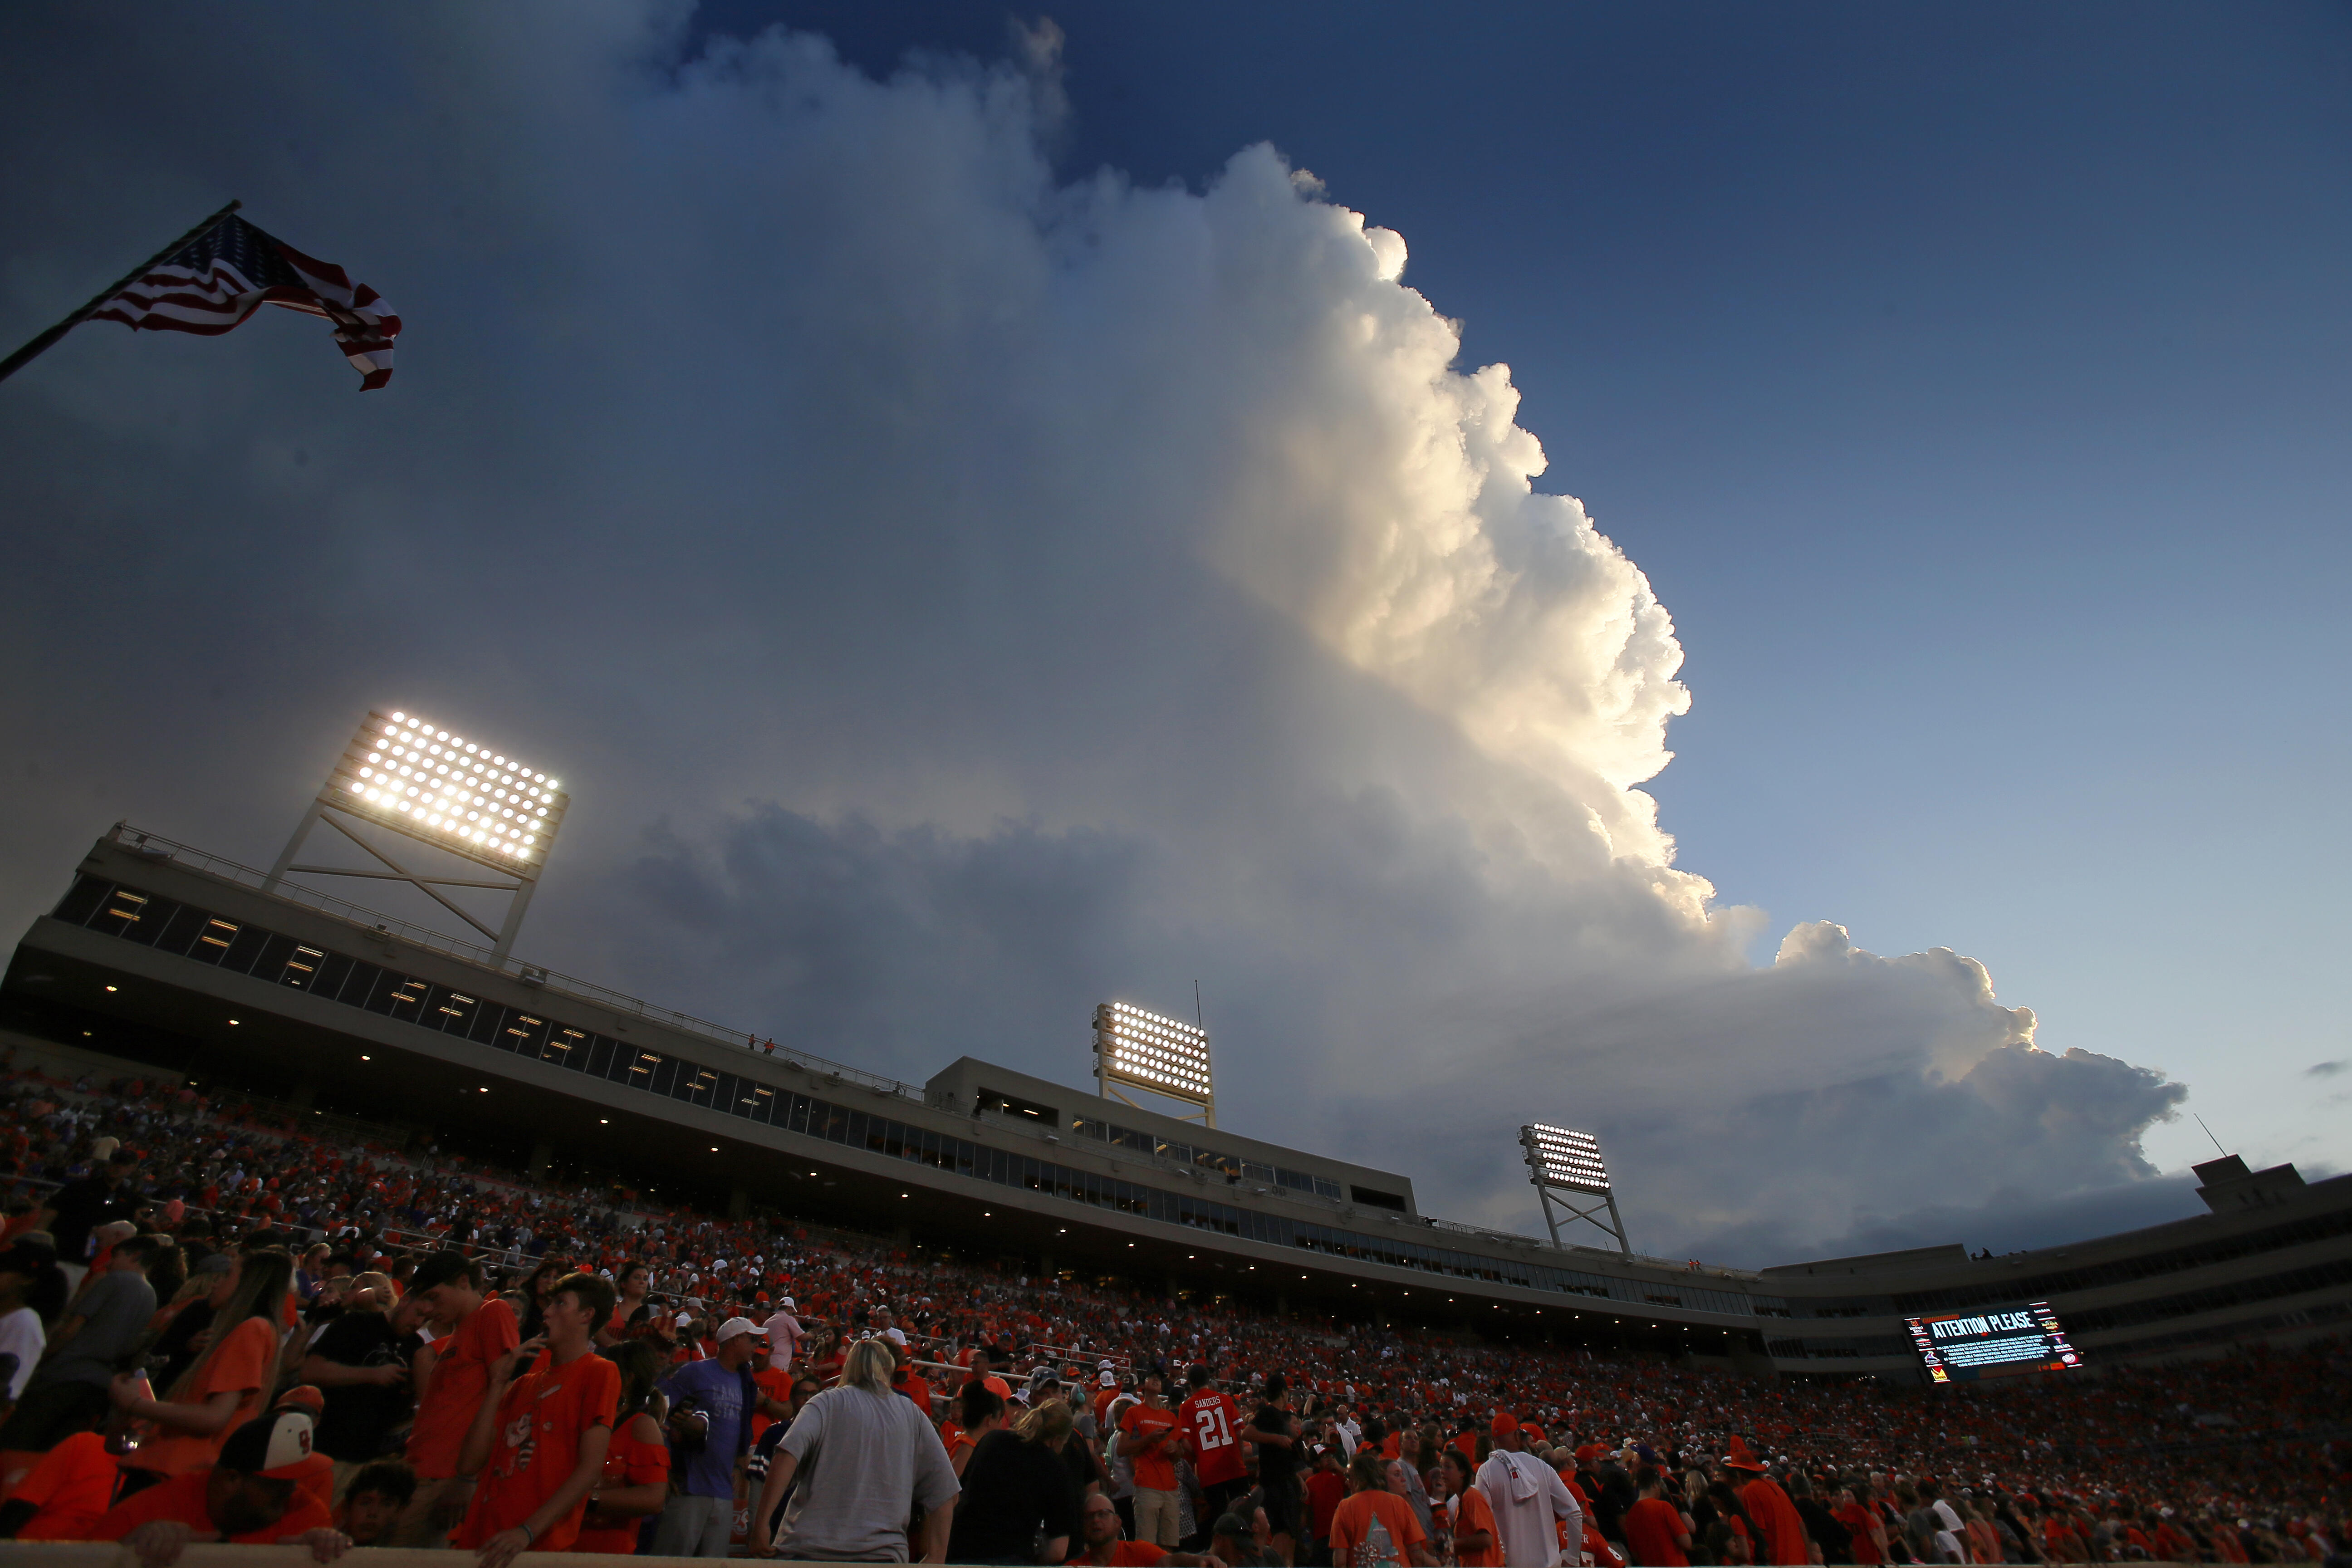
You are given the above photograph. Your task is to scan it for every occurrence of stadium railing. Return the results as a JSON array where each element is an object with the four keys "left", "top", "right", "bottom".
[{"left": 100, "top": 823, "right": 925, "bottom": 1105}]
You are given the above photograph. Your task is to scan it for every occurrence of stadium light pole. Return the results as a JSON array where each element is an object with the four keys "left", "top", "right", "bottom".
[
  {"left": 1521, "top": 1124, "right": 1631, "bottom": 1258},
  {"left": 1093, "top": 1001, "right": 1216, "bottom": 1127},
  {"left": 263, "top": 707, "right": 571, "bottom": 960}
]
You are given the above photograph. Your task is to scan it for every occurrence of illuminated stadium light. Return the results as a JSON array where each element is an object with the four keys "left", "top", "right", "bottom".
[
  {"left": 1093, "top": 1000, "right": 1216, "bottom": 1127},
  {"left": 263, "top": 707, "right": 569, "bottom": 960},
  {"left": 1521, "top": 1122, "right": 1631, "bottom": 1258},
  {"left": 1522, "top": 1123, "right": 1610, "bottom": 1193},
  {"left": 329, "top": 708, "right": 571, "bottom": 875}
]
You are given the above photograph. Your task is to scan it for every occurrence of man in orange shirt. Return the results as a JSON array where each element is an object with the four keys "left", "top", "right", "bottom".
[
  {"left": 1619, "top": 1467, "right": 1692, "bottom": 1567},
  {"left": 1123, "top": 1369, "right": 1184, "bottom": 1548},
  {"left": 451, "top": 1270, "right": 620, "bottom": 1568},
  {"left": 394, "top": 1250, "right": 519, "bottom": 1547},
  {"left": 88, "top": 1411, "right": 348, "bottom": 1563}
]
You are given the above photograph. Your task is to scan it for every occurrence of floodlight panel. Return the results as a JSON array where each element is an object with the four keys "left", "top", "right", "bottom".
[
  {"left": 324, "top": 708, "right": 571, "bottom": 878},
  {"left": 1523, "top": 1123, "right": 1611, "bottom": 1193},
  {"left": 1094, "top": 1001, "right": 1214, "bottom": 1103}
]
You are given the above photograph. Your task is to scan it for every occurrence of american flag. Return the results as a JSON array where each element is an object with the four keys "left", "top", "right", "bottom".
[{"left": 89, "top": 214, "right": 400, "bottom": 389}]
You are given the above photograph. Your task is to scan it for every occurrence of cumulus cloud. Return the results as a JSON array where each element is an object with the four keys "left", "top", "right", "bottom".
[{"left": 0, "top": 2, "right": 2187, "bottom": 1259}]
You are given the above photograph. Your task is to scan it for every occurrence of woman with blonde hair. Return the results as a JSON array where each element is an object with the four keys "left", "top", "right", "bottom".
[
  {"left": 108, "top": 1246, "right": 294, "bottom": 1488},
  {"left": 750, "top": 1336, "right": 960, "bottom": 1561}
]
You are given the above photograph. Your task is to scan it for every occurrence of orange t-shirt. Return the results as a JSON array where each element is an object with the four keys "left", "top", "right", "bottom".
[
  {"left": 572, "top": 1409, "right": 669, "bottom": 1556},
  {"left": 92, "top": 1467, "right": 333, "bottom": 1544},
  {"left": 407, "top": 1295, "right": 521, "bottom": 1480},
  {"left": 1121, "top": 1401, "right": 1181, "bottom": 1491},
  {"left": 1622, "top": 1498, "right": 1689, "bottom": 1567},
  {"left": 751, "top": 1366, "right": 794, "bottom": 1440},
  {"left": 11, "top": 1431, "right": 122, "bottom": 1540},
  {"left": 1452, "top": 1482, "right": 1504, "bottom": 1568},
  {"left": 1331, "top": 1490, "right": 1426, "bottom": 1568},
  {"left": 135, "top": 1315, "right": 279, "bottom": 1476},
  {"left": 451, "top": 1348, "right": 620, "bottom": 1553},
  {"left": 1082, "top": 1543, "right": 1168, "bottom": 1567}
]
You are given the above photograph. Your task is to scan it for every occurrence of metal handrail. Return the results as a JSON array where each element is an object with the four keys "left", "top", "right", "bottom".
[
  {"left": 1419, "top": 1215, "right": 1761, "bottom": 1279},
  {"left": 102, "top": 823, "right": 923, "bottom": 1103}
]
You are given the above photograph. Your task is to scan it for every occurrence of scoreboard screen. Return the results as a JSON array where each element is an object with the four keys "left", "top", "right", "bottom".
[{"left": 1905, "top": 1300, "right": 2083, "bottom": 1385}]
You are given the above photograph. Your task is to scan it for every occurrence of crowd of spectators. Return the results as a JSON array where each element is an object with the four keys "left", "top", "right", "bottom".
[{"left": 0, "top": 1055, "right": 2341, "bottom": 1564}]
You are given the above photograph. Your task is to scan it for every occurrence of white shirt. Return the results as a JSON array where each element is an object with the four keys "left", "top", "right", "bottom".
[
  {"left": 1476, "top": 1449, "right": 1581, "bottom": 1568},
  {"left": 0, "top": 1305, "right": 45, "bottom": 1401},
  {"left": 762, "top": 1310, "right": 804, "bottom": 1371}
]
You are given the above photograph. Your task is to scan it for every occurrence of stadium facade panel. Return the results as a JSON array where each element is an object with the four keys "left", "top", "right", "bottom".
[{"left": 6, "top": 827, "right": 2349, "bottom": 1379}]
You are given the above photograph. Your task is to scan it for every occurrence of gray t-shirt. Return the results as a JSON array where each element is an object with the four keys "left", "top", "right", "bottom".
[
  {"left": 777, "top": 1383, "right": 960, "bottom": 1562},
  {"left": 33, "top": 1271, "right": 157, "bottom": 1390}
]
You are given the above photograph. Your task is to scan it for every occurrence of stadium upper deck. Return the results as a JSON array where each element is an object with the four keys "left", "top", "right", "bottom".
[{"left": 7, "top": 824, "right": 2349, "bottom": 1378}]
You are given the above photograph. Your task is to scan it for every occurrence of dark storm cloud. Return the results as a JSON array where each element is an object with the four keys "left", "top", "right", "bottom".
[{"left": 0, "top": 2, "right": 2188, "bottom": 1257}]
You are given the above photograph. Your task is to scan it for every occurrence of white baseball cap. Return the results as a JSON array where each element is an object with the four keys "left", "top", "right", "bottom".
[
  {"left": 716, "top": 1315, "right": 762, "bottom": 1343},
  {"left": 1100, "top": 1370, "right": 1117, "bottom": 1387},
  {"left": 221, "top": 1411, "right": 333, "bottom": 1480},
  {"left": 779, "top": 1296, "right": 795, "bottom": 1309}
]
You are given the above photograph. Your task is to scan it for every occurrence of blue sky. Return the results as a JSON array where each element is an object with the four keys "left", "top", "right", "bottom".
[
  {"left": 2, "top": 2, "right": 2346, "bottom": 1255},
  {"left": 722, "top": 0, "right": 2352, "bottom": 1176}
]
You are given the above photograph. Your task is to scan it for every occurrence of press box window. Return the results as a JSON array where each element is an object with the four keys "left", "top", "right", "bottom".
[{"left": 978, "top": 1089, "right": 1059, "bottom": 1126}]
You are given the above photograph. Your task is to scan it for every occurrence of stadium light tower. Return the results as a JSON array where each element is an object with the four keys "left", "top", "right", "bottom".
[
  {"left": 1521, "top": 1124, "right": 1630, "bottom": 1257},
  {"left": 262, "top": 708, "right": 571, "bottom": 960},
  {"left": 1093, "top": 1001, "right": 1216, "bottom": 1127}
]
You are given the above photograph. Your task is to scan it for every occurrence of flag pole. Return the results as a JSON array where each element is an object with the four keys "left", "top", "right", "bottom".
[{"left": 0, "top": 199, "right": 241, "bottom": 386}]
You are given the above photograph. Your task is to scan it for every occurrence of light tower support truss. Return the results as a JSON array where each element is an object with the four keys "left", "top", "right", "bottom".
[
  {"left": 1093, "top": 1001, "right": 1216, "bottom": 1127},
  {"left": 1521, "top": 1123, "right": 1631, "bottom": 1257},
  {"left": 263, "top": 708, "right": 570, "bottom": 960}
]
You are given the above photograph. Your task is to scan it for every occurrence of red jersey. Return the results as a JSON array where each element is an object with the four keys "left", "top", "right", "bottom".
[
  {"left": 452, "top": 1348, "right": 621, "bottom": 1553},
  {"left": 1833, "top": 1501, "right": 1882, "bottom": 1564},
  {"left": 1308, "top": 1469, "right": 1349, "bottom": 1543},
  {"left": 1622, "top": 1498, "right": 1689, "bottom": 1567},
  {"left": 1178, "top": 1387, "right": 1247, "bottom": 1485}
]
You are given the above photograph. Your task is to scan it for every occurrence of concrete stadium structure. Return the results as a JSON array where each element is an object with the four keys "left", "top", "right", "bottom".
[{"left": 6, "top": 824, "right": 2348, "bottom": 1380}]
